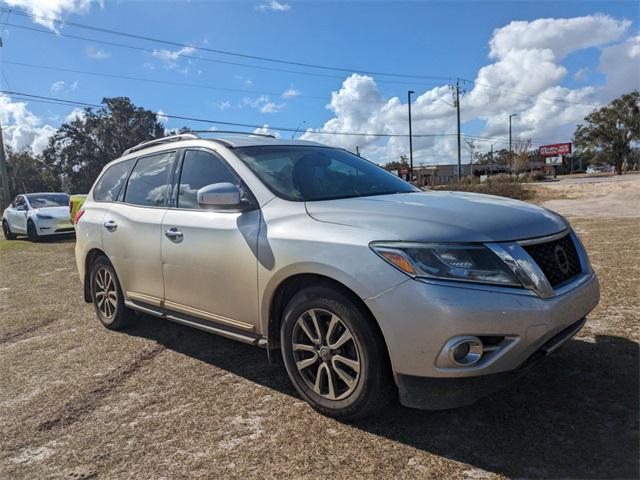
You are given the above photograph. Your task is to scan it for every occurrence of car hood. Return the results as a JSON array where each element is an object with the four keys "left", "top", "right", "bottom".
[
  {"left": 33, "top": 206, "right": 69, "bottom": 218},
  {"left": 305, "top": 191, "right": 568, "bottom": 243}
]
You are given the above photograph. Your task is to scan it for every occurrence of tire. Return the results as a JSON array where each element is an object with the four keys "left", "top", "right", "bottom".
[
  {"left": 2, "top": 220, "right": 16, "bottom": 240},
  {"left": 280, "top": 285, "right": 395, "bottom": 420},
  {"left": 26, "top": 220, "right": 39, "bottom": 242},
  {"left": 89, "top": 255, "right": 134, "bottom": 330}
]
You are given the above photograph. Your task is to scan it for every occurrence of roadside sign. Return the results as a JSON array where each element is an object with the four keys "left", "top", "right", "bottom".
[
  {"left": 545, "top": 156, "right": 563, "bottom": 165},
  {"left": 539, "top": 143, "right": 571, "bottom": 157}
]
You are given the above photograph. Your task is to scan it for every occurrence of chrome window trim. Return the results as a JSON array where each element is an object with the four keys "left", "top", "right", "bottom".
[{"left": 516, "top": 228, "right": 570, "bottom": 246}]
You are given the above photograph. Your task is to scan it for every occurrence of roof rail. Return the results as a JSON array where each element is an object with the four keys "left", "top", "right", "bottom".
[
  {"left": 181, "top": 130, "right": 276, "bottom": 139},
  {"left": 122, "top": 133, "right": 199, "bottom": 156},
  {"left": 122, "top": 130, "right": 277, "bottom": 156}
]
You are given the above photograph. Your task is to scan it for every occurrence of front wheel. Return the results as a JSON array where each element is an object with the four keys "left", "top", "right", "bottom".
[
  {"left": 89, "top": 256, "right": 134, "bottom": 330},
  {"left": 280, "top": 285, "right": 395, "bottom": 420},
  {"left": 26, "top": 220, "right": 39, "bottom": 242},
  {"left": 2, "top": 220, "right": 16, "bottom": 240}
]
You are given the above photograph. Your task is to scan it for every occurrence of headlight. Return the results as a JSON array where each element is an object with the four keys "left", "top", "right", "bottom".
[
  {"left": 36, "top": 212, "right": 53, "bottom": 220},
  {"left": 370, "top": 242, "right": 521, "bottom": 287}
]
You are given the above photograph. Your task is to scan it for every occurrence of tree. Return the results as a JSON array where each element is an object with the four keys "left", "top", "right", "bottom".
[
  {"left": 382, "top": 155, "right": 409, "bottom": 172},
  {"left": 5, "top": 148, "right": 60, "bottom": 198},
  {"left": 573, "top": 91, "right": 640, "bottom": 174},
  {"left": 43, "top": 97, "right": 165, "bottom": 193}
]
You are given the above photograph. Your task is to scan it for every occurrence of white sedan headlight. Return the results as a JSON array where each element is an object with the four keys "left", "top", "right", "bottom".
[{"left": 370, "top": 242, "right": 521, "bottom": 287}]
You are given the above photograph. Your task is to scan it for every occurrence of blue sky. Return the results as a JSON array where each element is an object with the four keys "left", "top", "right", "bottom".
[{"left": 1, "top": 0, "right": 638, "bottom": 164}]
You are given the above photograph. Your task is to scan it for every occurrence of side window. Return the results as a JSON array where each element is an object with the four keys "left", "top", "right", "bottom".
[
  {"left": 94, "top": 159, "right": 135, "bottom": 202},
  {"left": 124, "top": 152, "right": 175, "bottom": 207},
  {"left": 14, "top": 196, "right": 25, "bottom": 209},
  {"left": 177, "top": 150, "right": 238, "bottom": 209}
]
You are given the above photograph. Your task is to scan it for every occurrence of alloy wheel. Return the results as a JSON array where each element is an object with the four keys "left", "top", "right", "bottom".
[
  {"left": 94, "top": 267, "right": 117, "bottom": 319},
  {"left": 292, "top": 308, "right": 361, "bottom": 401}
]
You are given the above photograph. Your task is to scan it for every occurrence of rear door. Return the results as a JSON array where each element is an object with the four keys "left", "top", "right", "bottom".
[
  {"left": 161, "top": 148, "right": 260, "bottom": 332},
  {"left": 102, "top": 150, "right": 176, "bottom": 307}
]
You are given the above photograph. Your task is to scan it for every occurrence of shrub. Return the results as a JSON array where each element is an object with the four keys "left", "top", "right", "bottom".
[{"left": 430, "top": 175, "right": 532, "bottom": 200}]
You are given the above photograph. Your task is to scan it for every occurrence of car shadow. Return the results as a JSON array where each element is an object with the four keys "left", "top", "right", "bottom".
[{"left": 125, "top": 316, "right": 639, "bottom": 479}]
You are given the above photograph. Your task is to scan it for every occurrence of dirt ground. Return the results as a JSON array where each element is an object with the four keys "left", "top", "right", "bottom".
[
  {"left": 0, "top": 183, "right": 638, "bottom": 479},
  {"left": 534, "top": 173, "right": 640, "bottom": 218}
]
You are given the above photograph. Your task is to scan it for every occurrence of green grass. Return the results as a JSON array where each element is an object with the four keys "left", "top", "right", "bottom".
[{"left": 0, "top": 238, "right": 33, "bottom": 251}]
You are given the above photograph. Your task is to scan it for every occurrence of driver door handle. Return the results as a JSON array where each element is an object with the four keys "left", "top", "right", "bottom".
[
  {"left": 165, "top": 227, "right": 184, "bottom": 242},
  {"left": 103, "top": 219, "right": 117, "bottom": 232}
]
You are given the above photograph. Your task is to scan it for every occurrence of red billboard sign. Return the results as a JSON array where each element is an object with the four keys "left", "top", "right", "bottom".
[{"left": 539, "top": 143, "right": 571, "bottom": 157}]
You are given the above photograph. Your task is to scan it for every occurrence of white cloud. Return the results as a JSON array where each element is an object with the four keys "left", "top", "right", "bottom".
[
  {"left": 215, "top": 100, "right": 232, "bottom": 111},
  {"left": 598, "top": 35, "right": 640, "bottom": 99},
  {"left": 573, "top": 67, "right": 591, "bottom": 82},
  {"left": 65, "top": 107, "right": 86, "bottom": 123},
  {"left": 156, "top": 110, "right": 169, "bottom": 125},
  {"left": 50, "top": 80, "right": 79, "bottom": 94},
  {"left": 85, "top": 46, "right": 111, "bottom": 60},
  {"left": 152, "top": 46, "right": 195, "bottom": 71},
  {"left": 253, "top": 124, "right": 280, "bottom": 138},
  {"left": 4, "top": 0, "right": 96, "bottom": 32},
  {"left": 256, "top": 1, "right": 290, "bottom": 12},
  {"left": 235, "top": 75, "right": 253, "bottom": 87},
  {"left": 302, "top": 14, "right": 635, "bottom": 165},
  {"left": 0, "top": 94, "right": 56, "bottom": 154},
  {"left": 282, "top": 87, "right": 301, "bottom": 98},
  {"left": 489, "top": 15, "right": 630, "bottom": 60},
  {"left": 240, "top": 95, "right": 285, "bottom": 113}
]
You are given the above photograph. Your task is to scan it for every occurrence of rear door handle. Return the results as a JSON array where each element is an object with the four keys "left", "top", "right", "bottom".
[
  {"left": 165, "top": 227, "right": 184, "bottom": 242},
  {"left": 103, "top": 219, "right": 117, "bottom": 232}
]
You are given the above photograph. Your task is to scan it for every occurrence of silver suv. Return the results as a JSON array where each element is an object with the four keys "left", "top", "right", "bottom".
[{"left": 75, "top": 132, "right": 599, "bottom": 419}]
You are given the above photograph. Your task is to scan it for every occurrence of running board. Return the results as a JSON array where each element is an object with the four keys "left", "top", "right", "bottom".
[{"left": 124, "top": 300, "right": 267, "bottom": 348}]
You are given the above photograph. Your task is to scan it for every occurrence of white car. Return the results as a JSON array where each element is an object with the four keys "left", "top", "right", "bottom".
[{"left": 2, "top": 192, "right": 74, "bottom": 241}]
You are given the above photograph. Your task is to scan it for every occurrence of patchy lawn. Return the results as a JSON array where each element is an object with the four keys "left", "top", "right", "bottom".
[{"left": 0, "top": 207, "right": 638, "bottom": 478}]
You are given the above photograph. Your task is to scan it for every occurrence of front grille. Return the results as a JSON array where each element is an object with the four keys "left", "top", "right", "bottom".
[{"left": 523, "top": 233, "right": 582, "bottom": 287}]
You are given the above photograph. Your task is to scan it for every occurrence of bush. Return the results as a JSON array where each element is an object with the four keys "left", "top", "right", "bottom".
[{"left": 430, "top": 175, "right": 532, "bottom": 200}]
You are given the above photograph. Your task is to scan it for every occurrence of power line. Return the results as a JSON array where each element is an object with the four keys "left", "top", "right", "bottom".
[
  {"left": 3, "top": 9, "right": 601, "bottom": 109},
  {"left": 1, "top": 8, "right": 456, "bottom": 82},
  {"left": 2, "top": 60, "right": 398, "bottom": 106},
  {"left": 2, "top": 91, "right": 569, "bottom": 145},
  {"left": 0, "top": 90, "right": 457, "bottom": 138},
  {"left": 6, "top": 22, "right": 447, "bottom": 90}
]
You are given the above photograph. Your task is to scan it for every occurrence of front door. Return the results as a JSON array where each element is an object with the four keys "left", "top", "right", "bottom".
[
  {"left": 102, "top": 150, "right": 176, "bottom": 306},
  {"left": 161, "top": 149, "right": 260, "bottom": 332},
  {"left": 9, "top": 196, "right": 28, "bottom": 233}
]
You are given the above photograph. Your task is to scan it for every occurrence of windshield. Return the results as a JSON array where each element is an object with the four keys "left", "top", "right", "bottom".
[
  {"left": 26, "top": 193, "right": 70, "bottom": 208},
  {"left": 235, "top": 145, "right": 417, "bottom": 201}
]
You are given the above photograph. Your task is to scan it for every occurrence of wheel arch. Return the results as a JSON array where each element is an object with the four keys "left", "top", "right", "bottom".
[
  {"left": 83, "top": 248, "right": 109, "bottom": 303},
  {"left": 266, "top": 273, "right": 393, "bottom": 368}
]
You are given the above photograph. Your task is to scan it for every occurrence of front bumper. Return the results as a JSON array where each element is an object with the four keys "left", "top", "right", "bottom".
[
  {"left": 396, "top": 317, "right": 586, "bottom": 409},
  {"left": 365, "top": 270, "right": 599, "bottom": 407},
  {"left": 36, "top": 217, "right": 75, "bottom": 235}
]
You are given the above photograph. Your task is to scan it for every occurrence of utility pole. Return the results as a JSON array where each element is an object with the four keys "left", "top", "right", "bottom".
[
  {"left": 0, "top": 122, "right": 11, "bottom": 210},
  {"left": 356, "top": 146, "right": 360, "bottom": 157},
  {"left": 509, "top": 113, "right": 518, "bottom": 174},
  {"left": 407, "top": 90, "right": 414, "bottom": 182},
  {"left": 455, "top": 80, "right": 461, "bottom": 180},
  {"left": 490, "top": 143, "right": 494, "bottom": 174}
]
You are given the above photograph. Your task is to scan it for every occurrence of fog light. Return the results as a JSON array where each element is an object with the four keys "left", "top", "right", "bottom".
[{"left": 449, "top": 336, "right": 483, "bottom": 366}]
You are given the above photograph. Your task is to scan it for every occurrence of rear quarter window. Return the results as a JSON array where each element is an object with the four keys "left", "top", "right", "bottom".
[{"left": 93, "top": 159, "right": 135, "bottom": 202}]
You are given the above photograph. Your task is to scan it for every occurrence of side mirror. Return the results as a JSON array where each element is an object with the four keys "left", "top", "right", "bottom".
[
  {"left": 197, "top": 182, "right": 242, "bottom": 209},
  {"left": 16, "top": 204, "right": 27, "bottom": 211}
]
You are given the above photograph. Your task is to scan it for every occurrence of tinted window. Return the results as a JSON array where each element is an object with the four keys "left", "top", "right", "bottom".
[
  {"left": 94, "top": 159, "right": 134, "bottom": 202},
  {"left": 235, "top": 146, "right": 417, "bottom": 201},
  {"left": 124, "top": 152, "right": 174, "bottom": 207},
  {"left": 177, "top": 150, "right": 238, "bottom": 209},
  {"left": 26, "top": 193, "right": 69, "bottom": 208}
]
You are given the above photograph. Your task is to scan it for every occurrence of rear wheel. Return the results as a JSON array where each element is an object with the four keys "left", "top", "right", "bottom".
[
  {"left": 280, "top": 285, "right": 395, "bottom": 420},
  {"left": 2, "top": 220, "right": 16, "bottom": 240},
  {"left": 89, "top": 256, "right": 134, "bottom": 330},
  {"left": 26, "top": 220, "right": 39, "bottom": 242}
]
